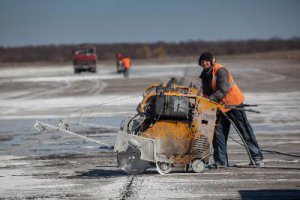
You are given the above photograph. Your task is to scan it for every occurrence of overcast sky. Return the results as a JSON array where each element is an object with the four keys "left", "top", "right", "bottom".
[{"left": 0, "top": 0, "right": 300, "bottom": 47}]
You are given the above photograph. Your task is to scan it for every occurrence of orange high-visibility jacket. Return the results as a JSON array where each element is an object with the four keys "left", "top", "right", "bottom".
[
  {"left": 212, "top": 64, "right": 244, "bottom": 112},
  {"left": 122, "top": 57, "right": 131, "bottom": 69}
]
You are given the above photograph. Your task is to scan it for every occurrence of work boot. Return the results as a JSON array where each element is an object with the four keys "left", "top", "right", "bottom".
[
  {"left": 208, "top": 163, "right": 227, "bottom": 169},
  {"left": 249, "top": 159, "right": 264, "bottom": 167},
  {"left": 254, "top": 159, "right": 264, "bottom": 167}
]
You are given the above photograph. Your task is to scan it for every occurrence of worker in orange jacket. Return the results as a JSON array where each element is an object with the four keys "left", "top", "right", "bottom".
[
  {"left": 198, "top": 52, "right": 263, "bottom": 168},
  {"left": 122, "top": 56, "right": 131, "bottom": 78}
]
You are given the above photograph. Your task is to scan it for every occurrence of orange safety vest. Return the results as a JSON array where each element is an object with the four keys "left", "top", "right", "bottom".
[
  {"left": 212, "top": 64, "right": 245, "bottom": 112},
  {"left": 122, "top": 58, "right": 131, "bottom": 69}
]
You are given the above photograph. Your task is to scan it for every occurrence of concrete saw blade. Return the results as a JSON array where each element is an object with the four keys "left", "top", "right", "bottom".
[{"left": 117, "top": 146, "right": 149, "bottom": 175}]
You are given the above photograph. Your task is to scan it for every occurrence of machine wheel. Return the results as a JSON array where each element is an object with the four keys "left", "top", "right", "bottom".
[
  {"left": 117, "top": 146, "right": 149, "bottom": 175},
  {"left": 191, "top": 159, "right": 206, "bottom": 173},
  {"left": 117, "top": 66, "right": 124, "bottom": 73},
  {"left": 156, "top": 162, "right": 172, "bottom": 175}
]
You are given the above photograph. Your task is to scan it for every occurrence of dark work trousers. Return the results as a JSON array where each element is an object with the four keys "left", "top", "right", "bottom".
[
  {"left": 124, "top": 68, "right": 129, "bottom": 78},
  {"left": 213, "top": 108, "right": 263, "bottom": 166}
]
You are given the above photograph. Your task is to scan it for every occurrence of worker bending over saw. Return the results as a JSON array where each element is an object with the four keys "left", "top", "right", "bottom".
[{"left": 198, "top": 52, "right": 264, "bottom": 168}]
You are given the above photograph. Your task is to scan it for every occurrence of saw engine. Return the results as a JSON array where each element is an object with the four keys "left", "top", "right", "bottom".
[{"left": 114, "top": 78, "right": 219, "bottom": 174}]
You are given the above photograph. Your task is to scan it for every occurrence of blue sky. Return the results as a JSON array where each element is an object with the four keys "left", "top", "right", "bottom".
[{"left": 0, "top": 0, "right": 300, "bottom": 47}]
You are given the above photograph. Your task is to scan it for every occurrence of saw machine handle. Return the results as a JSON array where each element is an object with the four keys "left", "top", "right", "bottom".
[
  {"left": 223, "top": 104, "right": 260, "bottom": 113},
  {"left": 34, "top": 120, "right": 114, "bottom": 149}
]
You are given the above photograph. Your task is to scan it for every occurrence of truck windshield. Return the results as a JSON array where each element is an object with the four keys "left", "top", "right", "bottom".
[{"left": 74, "top": 48, "right": 95, "bottom": 55}]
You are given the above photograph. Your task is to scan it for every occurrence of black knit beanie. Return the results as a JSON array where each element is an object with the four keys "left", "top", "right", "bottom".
[{"left": 198, "top": 52, "right": 213, "bottom": 65}]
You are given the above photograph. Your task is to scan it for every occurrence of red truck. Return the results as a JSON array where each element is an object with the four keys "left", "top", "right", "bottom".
[{"left": 73, "top": 46, "right": 97, "bottom": 73}]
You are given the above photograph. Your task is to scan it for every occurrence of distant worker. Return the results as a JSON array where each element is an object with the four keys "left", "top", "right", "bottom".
[
  {"left": 115, "top": 53, "right": 124, "bottom": 73},
  {"left": 122, "top": 56, "right": 131, "bottom": 78},
  {"left": 198, "top": 52, "right": 264, "bottom": 168}
]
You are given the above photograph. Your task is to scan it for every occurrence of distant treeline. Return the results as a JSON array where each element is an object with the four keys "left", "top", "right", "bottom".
[{"left": 0, "top": 38, "right": 300, "bottom": 63}]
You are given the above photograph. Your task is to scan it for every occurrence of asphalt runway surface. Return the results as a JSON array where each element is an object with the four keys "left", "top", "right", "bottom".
[{"left": 0, "top": 58, "right": 299, "bottom": 199}]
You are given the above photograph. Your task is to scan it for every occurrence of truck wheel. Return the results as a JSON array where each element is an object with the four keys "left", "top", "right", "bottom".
[
  {"left": 90, "top": 68, "right": 97, "bottom": 73},
  {"left": 74, "top": 69, "right": 80, "bottom": 74}
]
